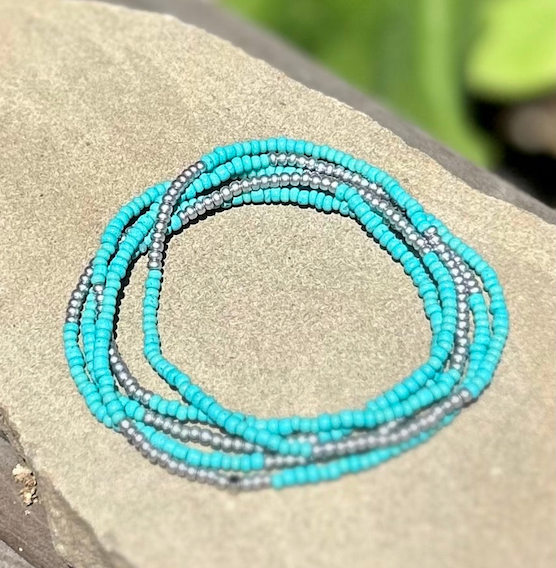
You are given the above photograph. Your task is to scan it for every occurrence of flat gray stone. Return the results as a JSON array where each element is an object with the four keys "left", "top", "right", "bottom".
[{"left": 0, "top": 1, "right": 555, "bottom": 567}]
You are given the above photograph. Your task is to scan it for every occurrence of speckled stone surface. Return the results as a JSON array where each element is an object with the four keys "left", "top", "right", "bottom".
[{"left": 0, "top": 1, "right": 554, "bottom": 567}]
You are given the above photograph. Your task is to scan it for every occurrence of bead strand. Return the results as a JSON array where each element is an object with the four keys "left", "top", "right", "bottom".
[{"left": 63, "top": 138, "right": 508, "bottom": 491}]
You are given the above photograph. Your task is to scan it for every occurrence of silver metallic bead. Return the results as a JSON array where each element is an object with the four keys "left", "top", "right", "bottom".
[
  {"left": 230, "top": 181, "right": 241, "bottom": 197},
  {"left": 206, "top": 471, "right": 218, "bottom": 486},
  {"left": 310, "top": 175, "right": 321, "bottom": 189},
  {"left": 199, "top": 430, "right": 212, "bottom": 446},
  {"left": 167, "top": 460, "right": 178, "bottom": 475},
  {"left": 389, "top": 432, "right": 401, "bottom": 445},
  {"left": 133, "top": 432, "right": 145, "bottom": 446},
  {"left": 280, "top": 173, "right": 290, "bottom": 186},
  {"left": 203, "top": 196, "right": 214, "bottom": 211},
  {"left": 158, "top": 452, "right": 170, "bottom": 467},
  {"left": 311, "top": 446, "right": 323, "bottom": 460},
  {"left": 377, "top": 435, "right": 389, "bottom": 447},
  {"left": 408, "top": 422, "right": 420, "bottom": 436},
  {"left": 270, "top": 174, "right": 280, "bottom": 188},
  {"left": 450, "top": 394, "right": 464, "bottom": 409},
  {"left": 366, "top": 434, "right": 378, "bottom": 448},
  {"left": 460, "top": 389, "right": 473, "bottom": 404},
  {"left": 221, "top": 187, "right": 233, "bottom": 202},
  {"left": 316, "top": 161, "right": 327, "bottom": 174}
]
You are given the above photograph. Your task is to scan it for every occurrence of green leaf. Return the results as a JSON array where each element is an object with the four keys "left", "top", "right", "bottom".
[
  {"left": 467, "top": 0, "right": 556, "bottom": 100},
  {"left": 221, "top": 0, "right": 494, "bottom": 166}
]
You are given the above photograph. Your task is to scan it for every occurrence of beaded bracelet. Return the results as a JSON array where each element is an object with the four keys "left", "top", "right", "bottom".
[{"left": 63, "top": 138, "right": 509, "bottom": 491}]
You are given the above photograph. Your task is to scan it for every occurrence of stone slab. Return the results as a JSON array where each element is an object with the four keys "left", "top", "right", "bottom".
[
  {"left": 0, "top": 434, "right": 69, "bottom": 568},
  {"left": 0, "top": 1, "right": 555, "bottom": 567}
]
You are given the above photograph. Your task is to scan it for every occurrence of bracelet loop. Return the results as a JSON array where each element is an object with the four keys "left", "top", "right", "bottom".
[{"left": 63, "top": 138, "right": 509, "bottom": 491}]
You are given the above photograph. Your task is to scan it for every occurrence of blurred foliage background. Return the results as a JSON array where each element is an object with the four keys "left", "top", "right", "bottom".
[{"left": 221, "top": 0, "right": 556, "bottom": 205}]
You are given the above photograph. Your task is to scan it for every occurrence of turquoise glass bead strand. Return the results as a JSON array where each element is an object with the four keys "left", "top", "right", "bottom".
[{"left": 63, "top": 137, "right": 509, "bottom": 491}]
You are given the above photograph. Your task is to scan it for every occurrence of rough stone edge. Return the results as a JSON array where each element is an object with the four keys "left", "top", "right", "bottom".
[
  {"left": 2, "top": 1, "right": 554, "bottom": 566},
  {"left": 0, "top": 540, "right": 34, "bottom": 568},
  {"left": 0, "top": 404, "right": 134, "bottom": 568}
]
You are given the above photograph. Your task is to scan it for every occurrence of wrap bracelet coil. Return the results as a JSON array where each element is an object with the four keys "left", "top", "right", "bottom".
[{"left": 63, "top": 137, "right": 509, "bottom": 492}]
